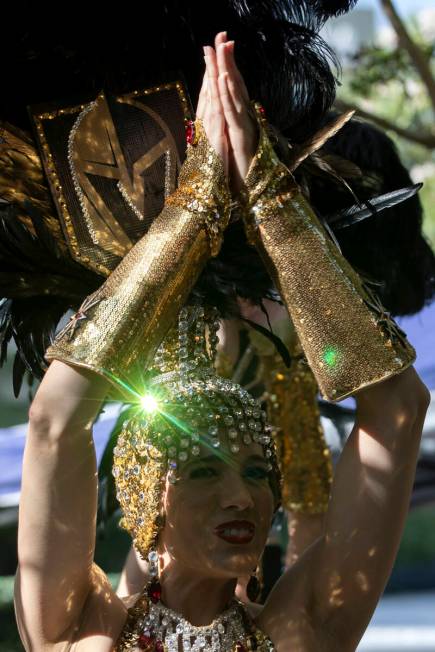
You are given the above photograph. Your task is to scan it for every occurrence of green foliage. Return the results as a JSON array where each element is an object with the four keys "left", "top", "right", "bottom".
[
  {"left": 337, "top": 20, "right": 435, "bottom": 248},
  {"left": 348, "top": 41, "right": 434, "bottom": 99},
  {"left": 396, "top": 506, "right": 435, "bottom": 565},
  {"left": 349, "top": 46, "right": 417, "bottom": 95}
]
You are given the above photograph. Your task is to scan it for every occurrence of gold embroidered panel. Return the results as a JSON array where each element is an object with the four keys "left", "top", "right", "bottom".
[{"left": 30, "top": 82, "right": 191, "bottom": 276}]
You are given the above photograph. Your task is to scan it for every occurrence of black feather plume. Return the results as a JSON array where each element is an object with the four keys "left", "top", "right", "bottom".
[
  {"left": 1, "top": 1, "right": 339, "bottom": 142},
  {"left": 308, "top": 117, "right": 435, "bottom": 315},
  {"left": 311, "top": 1, "right": 359, "bottom": 19},
  {"left": 0, "top": 203, "right": 101, "bottom": 393},
  {"left": 329, "top": 184, "right": 423, "bottom": 229}
]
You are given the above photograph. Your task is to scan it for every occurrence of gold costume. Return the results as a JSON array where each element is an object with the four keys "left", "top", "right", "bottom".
[
  {"left": 117, "top": 584, "right": 274, "bottom": 651},
  {"left": 241, "top": 109, "right": 415, "bottom": 402},
  {"left": 45, "top": 121, "right": 231, "bottom": 393},
  {"left": 43, "top": 108, "right": 415, "bottom": 652},
  {"left": 246, "top": 322, "right": 332, "bottom": 514}
]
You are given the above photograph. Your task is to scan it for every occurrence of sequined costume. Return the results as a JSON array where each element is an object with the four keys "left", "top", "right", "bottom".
[
  {"left": 45, "top": 121, "right": 231, "bottom": 392},
  {"left": 1, "top": 3, "right": 432, "bottom": 651},
  {"left": 50, "top": 116, "right": 414, "bottom": 649},
  {"left": 245, "top": 323, "right": 332, "bottom": 514},
  {"left": 110, "top": 304, "right": 279, "bottom": 651},
  {"left": 241, "top": 109, "right": 415, "bottom": 402},
  {"left": 116, "top": 583, "right": 274, "bottom": 651}
]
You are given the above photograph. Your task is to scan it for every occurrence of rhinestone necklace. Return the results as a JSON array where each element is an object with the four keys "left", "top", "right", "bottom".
[
  {"left": 139, "top": 599, "right": 245, "bottom": 651},
  {"left": 116, "top": 583, "right": 275, "bottom": 651}
]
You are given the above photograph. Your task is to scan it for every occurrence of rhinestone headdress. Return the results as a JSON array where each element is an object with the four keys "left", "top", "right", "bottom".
[{"left": 112, "top": 305, "right": 281, "bottom": 558}]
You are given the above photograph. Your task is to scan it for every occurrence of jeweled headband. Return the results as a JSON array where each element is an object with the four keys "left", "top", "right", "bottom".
[{"left": 112, "top": 305, "right": 281, "bottom": 558}]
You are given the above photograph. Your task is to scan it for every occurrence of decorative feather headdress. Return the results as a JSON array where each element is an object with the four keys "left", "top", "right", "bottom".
[{"left": 1, "top": 0, "right": 433, "bottom": 401}]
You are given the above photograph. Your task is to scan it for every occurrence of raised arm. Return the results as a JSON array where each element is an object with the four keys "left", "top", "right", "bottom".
[
  {"left": 15, "top": 362, "right": 113, "bottom": 648},
  {"left": 15, "top": 63, "right": 231, "bottom": 649},
  {"left": 260, "top": 367, "right": 429, "bottom": 650},
  {"left": 309, "top": 367, "right": 429, "bottom": 648},
  {"left": 213, "top": 35, "right": 430, "bottom": 649}
]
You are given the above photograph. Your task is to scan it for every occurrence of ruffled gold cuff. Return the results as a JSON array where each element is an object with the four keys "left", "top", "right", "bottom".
[
  {"left": 45, "top": 122, "right": 230, "bottom": 392},
  {"left": 241, "top": 114, "right": 415, "bottom": 401}
]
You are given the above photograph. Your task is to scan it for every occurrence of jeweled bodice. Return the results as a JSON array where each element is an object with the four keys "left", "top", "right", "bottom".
[{"left": 115, "top": 586, "right": 275, "bottom": 651}]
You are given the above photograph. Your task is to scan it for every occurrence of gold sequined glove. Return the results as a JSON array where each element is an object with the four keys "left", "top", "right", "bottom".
[
  {"left": 241, "top": 109, "right": 415, "bottom": 402},
  {"left": 45, "top": 121, "right": 231, "bottom": 392}
]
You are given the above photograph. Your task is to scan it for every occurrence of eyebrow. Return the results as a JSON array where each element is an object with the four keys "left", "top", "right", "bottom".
[
  {"left": 245, "top": 454, "right": 269, "bottom": 464},
  {"left": 185, "top": 455, "right": 222, "bottom": 466}
]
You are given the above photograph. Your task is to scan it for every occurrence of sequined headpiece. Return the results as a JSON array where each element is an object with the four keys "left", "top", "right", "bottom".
[{"left": 112, "top": 305, "right": 281, "bottom": 558}]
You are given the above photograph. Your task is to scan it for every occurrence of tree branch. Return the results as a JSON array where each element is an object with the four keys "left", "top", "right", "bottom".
[
  {"left": 334, "top": 99, "right": 435, "bottom": 149},
  {"left": 380, "top": 0, "right": 435, "bottom": 112}
]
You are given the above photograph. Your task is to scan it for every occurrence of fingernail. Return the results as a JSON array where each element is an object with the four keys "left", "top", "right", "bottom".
[{"left": 203, "top": 46, "right": 208, "bottom": 56}]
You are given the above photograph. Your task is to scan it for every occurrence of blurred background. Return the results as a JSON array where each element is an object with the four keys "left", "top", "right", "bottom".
[{"left": 1, "top": 0, "right": 434, "bottom": 650}]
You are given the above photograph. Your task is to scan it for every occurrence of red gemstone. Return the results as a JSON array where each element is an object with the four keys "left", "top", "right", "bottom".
[
  {"left": 148, "top": 580, "right": 162, "bottom": 604},
  {"left": 137, "top": 633, "right": 154, "bottom": 650},
  {"left": 185, "top": 120, "right": 196, "bottom": 145},
  {"left": 155, "top": 641, "right": 164, "bottom": 652}
]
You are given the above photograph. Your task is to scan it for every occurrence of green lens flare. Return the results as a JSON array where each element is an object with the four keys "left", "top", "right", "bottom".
[
  {"left": 140, "top": 394, "right": 159, "bottom": 413},
  {"left": 323, "top": 346, "right": 339, "bottom": 368}
]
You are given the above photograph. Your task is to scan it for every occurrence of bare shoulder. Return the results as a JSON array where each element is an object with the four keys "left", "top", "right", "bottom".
[
  {"left": 69, "top": 564, "right": 128, "bottom": 652},
  {"left": 255, "top": 540, "right": 328, "bottom": 652}
]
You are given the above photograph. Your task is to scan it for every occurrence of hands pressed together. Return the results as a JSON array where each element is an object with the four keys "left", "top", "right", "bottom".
[{"left": 196, "top": 31, "right": 258, "bottom": 194}]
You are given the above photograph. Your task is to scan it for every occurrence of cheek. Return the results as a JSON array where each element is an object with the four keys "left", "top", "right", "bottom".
[
  {"left": 161, "top": 482, "right": 218, "bottom": 556},
  {"left": 254, "top": 487, "right": 275, "bottom": 540}
]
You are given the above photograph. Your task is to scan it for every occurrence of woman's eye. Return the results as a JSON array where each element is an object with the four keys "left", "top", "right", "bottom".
[
  {"left": 244, "top": 466, "right": 269, "bottom": 481},
  {"left": 189, "top": 466, "right": 218, "bottom": 479}
]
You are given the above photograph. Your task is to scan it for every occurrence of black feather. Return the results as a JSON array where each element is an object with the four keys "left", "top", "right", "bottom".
[
  {"left": 0, "top": 203, "right": 101, "bottom": 390},
  {"left": 311, "top": 0, "right": 359, "bottom": 19},
  {"left": 1, "top": 1, "right": 339, "bottom": 142},
  {"left": 329, "top": 184, "right": 423, "bottom": 229},
  {"left": 309, "top": 117, "right": 435, "bottom": 315},
  {"left": 241, "top": 317, "right": 292, "bottom": 367},
  {"left": 12, "top": 350, "right": 26, "bottom": 399}
]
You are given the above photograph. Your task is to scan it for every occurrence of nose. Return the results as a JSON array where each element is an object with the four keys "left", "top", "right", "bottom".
[{"left": 219, "top": 469, "right": 255, "bottom": 512}]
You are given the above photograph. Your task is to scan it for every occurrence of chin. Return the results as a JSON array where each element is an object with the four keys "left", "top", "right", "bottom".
[{"left": 206, "top": 544, "right": 262, "bottom": 579}]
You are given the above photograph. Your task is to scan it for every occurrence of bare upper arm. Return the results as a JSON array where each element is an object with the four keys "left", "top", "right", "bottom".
[
  {"left": 258, "top": 369, "right": 429, "bottom": 651},
  {"left": 15, "top": 564, "right": 127, "bottom": 652},
  {"left": 257, "top": 539, "right": 324, "bottom": 651},
  {"left": 16, "top": 361, "right": 110, "bottom": 645}
]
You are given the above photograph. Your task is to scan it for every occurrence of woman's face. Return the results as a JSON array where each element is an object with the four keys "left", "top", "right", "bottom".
[{"left": 159, "top": 439, "right": 274, "bottom": 580}]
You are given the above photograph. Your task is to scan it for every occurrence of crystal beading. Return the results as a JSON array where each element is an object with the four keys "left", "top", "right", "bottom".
[{"left": 112, "top": 305, "right": 281, "bottom": 560}]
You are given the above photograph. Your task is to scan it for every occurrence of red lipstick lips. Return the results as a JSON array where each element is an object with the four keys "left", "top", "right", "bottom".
[{"left": 214, "top": 520, "right": 255, "bottom": 544}]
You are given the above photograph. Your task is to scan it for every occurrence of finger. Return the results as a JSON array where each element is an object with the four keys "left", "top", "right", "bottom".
[
  {"left": 217, "top": 42, "right": 243, "bottom": 114},
  {"left": 204, "top": 50, "right": 227, "bottom": 166},
  {"left": 196, "top": 68, "right": 208, "bottom": 120},
  {"left": 214, "top": 30, "right": 227, "bottom": 50},
  {"left": 204, "top": 47, "right": 225, "bottom": 127},
  {"left": 204, "top": 90, "right": 229, "bottom": 176},
  {"left": 218, "top": 71, "right": 241, "bottom": 131},
  {"left": 224, "top": 41, "right": 250, "bottom": 105}
]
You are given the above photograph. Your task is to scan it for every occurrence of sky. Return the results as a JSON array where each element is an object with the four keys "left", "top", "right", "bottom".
[
  {"left": 358, "top": 0, "right": 435, "bottom": 26},
  {"left": 322, "top": 0, "right": 435, "bottom": 58}
]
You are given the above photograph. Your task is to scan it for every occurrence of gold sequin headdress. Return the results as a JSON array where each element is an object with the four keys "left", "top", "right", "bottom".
[{"left": 112, "top": 304, "right": 281, "bottom": 559}]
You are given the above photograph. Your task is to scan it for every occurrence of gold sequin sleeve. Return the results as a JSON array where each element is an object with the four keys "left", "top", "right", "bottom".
[
  {"left": 45, "top": 123, "right": 230, "bottom": 392},
  {"left": 242, "top": 118, "right": 415, "bottom": 402},
  {"left": 260, "top": 333, "right": 332, "bottom": 514}
]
